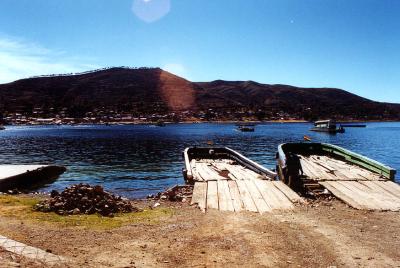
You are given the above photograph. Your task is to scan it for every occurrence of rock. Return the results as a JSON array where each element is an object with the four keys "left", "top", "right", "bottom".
[
  {"left": 72, "top": 208, "right": 80, "bottom": 215},
  {"left": 34, "top": 183, "right": 140, "bottom": 217},
  {"left": 153, "top": 202, "right": 161, "bottom": 208},
  {"left": 50, "top": 190, "right": 59, "bottom": 197},
  {"left": 156, "top": 185, "right": 193, "bottom": 202}
]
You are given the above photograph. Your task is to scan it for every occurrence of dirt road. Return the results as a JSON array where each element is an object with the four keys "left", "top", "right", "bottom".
[{"left": 0, "top": 199, "right": 399, "bottom": 267}]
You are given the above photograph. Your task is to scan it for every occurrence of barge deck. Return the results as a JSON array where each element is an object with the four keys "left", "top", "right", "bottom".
[
  {"left": 277, "top": 143, "right": 400, "bottom": 211},
  {"left": 184, "top": 147, "right": 303, "bottom": 213}
]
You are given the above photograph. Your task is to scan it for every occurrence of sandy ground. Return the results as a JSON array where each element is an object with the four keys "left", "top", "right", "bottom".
[{"left": 0, "top": 199, "right": 399, "bottom": 268}]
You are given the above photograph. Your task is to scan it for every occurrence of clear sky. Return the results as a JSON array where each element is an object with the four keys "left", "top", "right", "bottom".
[{"left": 0, "top": 0, "right": 399, "bottom": 102}]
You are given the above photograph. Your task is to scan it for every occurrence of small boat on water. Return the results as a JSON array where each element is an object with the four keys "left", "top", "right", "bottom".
[
  {"left": 276, "top": 143, "right": 400, "bottom": 211},
  {"left": 310, "top": 120, "right": 345, "bottom": 133},
  {"left": 0, "top": 125, "right": 5, "bottom": 130},
  {"left": 183, "top": 147, "right": 303, "bottom": 213},
  {"left": 0, "top": 165, "right": 67, "bottom": 191},
  {"left": 237, "top": 124, "right": 255, "bottom": 132}
]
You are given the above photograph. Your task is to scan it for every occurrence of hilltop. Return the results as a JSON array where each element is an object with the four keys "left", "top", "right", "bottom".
[{"left": 0, "top": 67, "right": 399, "bottom": 122}]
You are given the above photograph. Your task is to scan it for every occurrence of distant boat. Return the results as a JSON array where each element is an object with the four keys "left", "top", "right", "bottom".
[
  {"left": 0, "top": 125, "right": 5, "bottom": 130},
  {"left": 237, "top": 124, "right": 255, "bottom": 132},
  {"left": 310, "top": 120, "right": 345, "bottom": 134},
  {"left": 303, "top": 135, "right": 312, "bottom": 141}
]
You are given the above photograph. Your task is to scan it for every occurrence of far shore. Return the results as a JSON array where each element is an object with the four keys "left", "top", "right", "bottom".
[{"left": 3, "top": 119, "right": 400, "bottom": 127}]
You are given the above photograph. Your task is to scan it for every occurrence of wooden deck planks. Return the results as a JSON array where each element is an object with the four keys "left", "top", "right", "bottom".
[
  {"left": 236, "top": 180, "right": 258, "bottom": 212},
  {"left": 337, "top": 181, "right": 388, "bottom": 210},
  {"left": 206, "top": 181, "right": 219, "bottom": 210},
  {"left": 217, "top": 180, "right": 235, "bottom": 211},
  {"left": 265, "top": 181, "right": 294, "bottom": 209},
  {"left": 227, "top": 180, "right": 243, "bottom": 212},
  {"left": 254, "top": 180, "right": 292, "bottom": 210},
  {"left": 191, "top": 182, "right": 207, "bottom": 212},
  {"left": 320, "top": 181, "right": 367, "bottom": 210},
  {"left": 273, "top": 181, "right": 303, "bottom": 203},
  {"left": 189, "top": 158, "right": 305, "bottom": 213},
  {"left": 244, "top": 180, "right": 271, "bottom": 213}
]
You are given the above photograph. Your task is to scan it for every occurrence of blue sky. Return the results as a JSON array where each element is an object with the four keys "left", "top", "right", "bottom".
[{"left": 0, "top": 0, "right": 399, "bottom": 102}]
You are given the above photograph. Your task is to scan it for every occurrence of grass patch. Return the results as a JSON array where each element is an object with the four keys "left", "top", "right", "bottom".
[{"left": 0, "top": 195, "right": 173, "bottom": 229}]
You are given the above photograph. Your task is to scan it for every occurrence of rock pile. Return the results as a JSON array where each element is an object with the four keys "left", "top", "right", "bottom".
[
  {"left": 34, "top": 184, "right": 139, "bottom": 216},
  {"left": 151, "top": 185, "right": 193, "bottom": 202}
]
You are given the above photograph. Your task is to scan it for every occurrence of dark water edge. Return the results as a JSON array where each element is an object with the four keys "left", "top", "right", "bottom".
[{"left": 0, "top": 122, "right": 399, "bottom": 198}]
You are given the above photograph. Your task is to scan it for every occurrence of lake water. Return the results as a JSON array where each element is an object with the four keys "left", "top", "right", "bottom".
[{"left": 0, "top": 122, "right": 399, "bottom": 198}]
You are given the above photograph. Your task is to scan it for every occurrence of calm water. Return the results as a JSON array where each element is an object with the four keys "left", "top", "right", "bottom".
[{"left": 0, "top": 122, "right": 399, "bottom": 198}]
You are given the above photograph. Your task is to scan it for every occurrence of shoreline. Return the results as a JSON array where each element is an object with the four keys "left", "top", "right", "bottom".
[{"left": 3, "top": 119, "right": 400, "bottom": 127}]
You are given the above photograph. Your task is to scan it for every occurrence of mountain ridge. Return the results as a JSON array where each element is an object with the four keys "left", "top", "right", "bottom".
[{"left": 0, "top": 67, "right": 398, "bottom": 121}]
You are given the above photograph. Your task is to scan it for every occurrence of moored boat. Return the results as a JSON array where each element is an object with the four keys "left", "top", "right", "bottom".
[
  {"left": 183, "top": 147, "right": 276, "bottom": 183},
  {"left": 0, "top": 165, "right": 67, "bottom": 191},
  {"left": 276, "top": 143, "right": 400, "bottom": 211},
  {"left": 183, "top": 147, "right": 303, "bottom": 213},
  {"left": 237, "top": 124, "right": 255, "bottom": 132},
  {"left": 310, "top": 120, "right": 345, "bottom": 133}
]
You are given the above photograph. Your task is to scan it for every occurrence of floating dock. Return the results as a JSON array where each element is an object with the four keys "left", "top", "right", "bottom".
[
  {"left": 277, "top": 143, "right": 400, "bottom": 211},
  {"left": 0, "top": 165, "right": 66, "bottom": 191},
  {"left": 183, "top": 147, "right": 303, "bottom": 213}
]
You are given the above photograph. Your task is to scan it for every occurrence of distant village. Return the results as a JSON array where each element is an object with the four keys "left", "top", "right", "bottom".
[{"left": 1, "top": 106, "right": 310, "bottom": 125}]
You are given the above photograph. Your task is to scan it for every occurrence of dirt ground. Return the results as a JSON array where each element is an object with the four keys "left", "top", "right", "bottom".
[{"left": 0, "top": 198, "right": 399, "bottom": 268}]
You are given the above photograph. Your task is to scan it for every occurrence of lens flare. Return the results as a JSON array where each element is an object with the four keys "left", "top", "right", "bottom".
[{"left": 132, "top": 0, "right": 171, "bottom": 23}]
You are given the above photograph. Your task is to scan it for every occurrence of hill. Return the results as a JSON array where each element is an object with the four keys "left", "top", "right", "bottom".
[{"left": 0, "top": 67, "right": 398, "bottom": 121}]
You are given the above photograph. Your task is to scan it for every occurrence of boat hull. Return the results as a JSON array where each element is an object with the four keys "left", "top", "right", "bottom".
[
  {"left": 183, "top": 147, "right": 276, "bottom": 183},
  {"left": 0, "top": 165, "right": 66, "bottom": 191}
]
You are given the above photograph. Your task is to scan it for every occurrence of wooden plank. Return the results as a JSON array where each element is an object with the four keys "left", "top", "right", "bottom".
[
  {"left": 299, "top": 158, "right": 318, "bottom": 179},
  {"left": 320, "top": 181, "right": 366, "bottom": 210},
  {"left": 337, "top": 181, "right": 389, "bottom": 210},
  {"left": 358, "top": 181, "right": 400, "bottom": 210},
  {"left": 273, "top": 181, "right": 303, "bottom": 203},
  {"left": 217, "top": 180, "right": 234, "bottom": 211},
  {"left": 253, "top": 180, "right": 291, "bottom": 210},
  {"left": 227, "top": 180, "right": 243, "bottom": 212},
  {"left": 197, "top": 163, "right": 219, "bottom": 181},
  {"left": 265, "top": 181, "right": 294, "bottom": 209},
  {"left": 236, "top": 180, "right": 258, "bottom": 212},
  {"left": 244, "top": 180, "right": 271, "bottom": 213},
  {"left": 335, "top": 181, "right": 382, "bottom": 209},
  {"left": 382, "top": 181, "right": 400, "bottom": 196},
  {"left": 191, "top": 182, "right": 207, "bottom": 212},
  {"left": 359, "top": 181, "right": 400, "bottom": 199},
  {"left": 374, "top": 181, "right": 400, "bottom": 198},
  {"left": 206, "top": 181, "right": 219, "bottom": 210}
]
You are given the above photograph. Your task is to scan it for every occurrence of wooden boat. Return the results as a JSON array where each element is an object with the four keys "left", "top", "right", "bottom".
[
  {"left": 310, "top": 120, "right": 345, "bottom": 133},
  {"left": 183, "top": 147, "right": 303, "bottom": 213},
  {"left": 276, "top": 143, "right": 400, "bottom": 211},
  {"left": 0, "top": 165, "right": 66, "bottom": 191}
]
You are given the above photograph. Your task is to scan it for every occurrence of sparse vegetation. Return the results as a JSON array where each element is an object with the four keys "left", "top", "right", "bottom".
[{"left": 0, "top": 194, "right": 173, "bottom": 229}]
